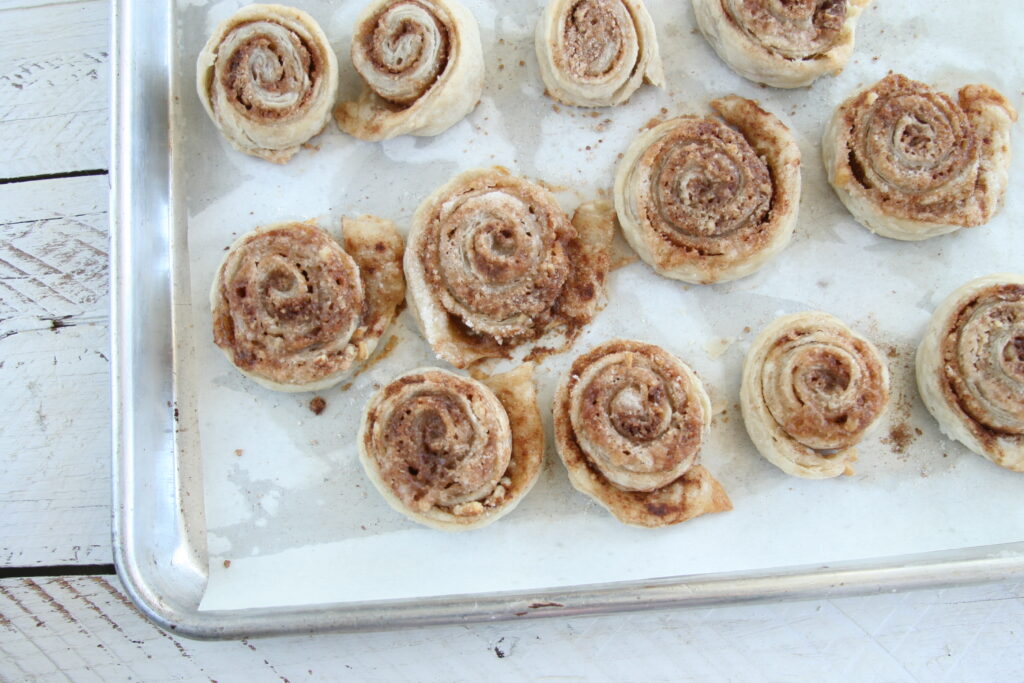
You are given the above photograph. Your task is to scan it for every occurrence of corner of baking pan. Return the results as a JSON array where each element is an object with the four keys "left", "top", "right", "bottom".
[{"left": 109, "top": 0, "right": 1024, "bottom": 640}]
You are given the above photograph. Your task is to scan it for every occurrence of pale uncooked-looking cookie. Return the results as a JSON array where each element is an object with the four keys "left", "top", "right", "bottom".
[
  {"left": 614, "top": 95, "right": 800, "bottom": 284},
  {"left": 692, "top": 0, "right": 872, "bottom": 88},
  {"left": 823, "top": 74, "right": 1016, "bottom": 241},
  {"left": 553, "top": 339, "right": 732, "bottom": 528},
  {"left": 335, "top": 0, "right": 484, "bottom": 141},
  {"left": 917, "top": 274, "right": 1024, "bottom": 473},
  {"left": 211, "top": 219, "right": 404, "bottom": 392},
  {"left": 741, "top": 312, "right": 890, "bottom": 478},
  {"left": 405, "top": 167, "right": 613, "bottom": 368},
  {"left": 358, "top": 365, "right": 544, "bottom": 530},
  {"left": 196, "top": 4, "right": 339, "bottom": 163},
  {"left": 535, "top": 0, "right": 664, "bottom": 107}
]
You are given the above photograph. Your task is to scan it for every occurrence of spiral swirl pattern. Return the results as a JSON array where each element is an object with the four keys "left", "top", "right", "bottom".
[
  {"left": 567, "top": 341, "right": 709, "bottom": 491},
  {"left": 364, "top": 370, "right": 512, "bottom": 512},
  {"left": 212, "top": 218, "right": 405, "bottom": 391},
  {"left": 615, "top": 96, "right": 800, "bottom": 284},
  {"left": 741, "top": 312, "right": 890, "bottom": 479},
  {"left": 917, "top": 276, "right": 1024, "bottom": 472},
  {"left": 353, "top": 1, "right": 450, "bottom": 105},
  {"left": 359, "top": 365, "right": 545, "bottom": 529},
  {"left": 336, "top": 0, "right": 484, "bottom": 141},
  {"left": 555, "top": 340, "right": 730, "bottom": 526},
  {"left": 407, "top": 168, "right": 609, "bottom": 368},
  {"left": 535, "top": 0, "right": 664, "bottom": 107},
  {"left": 726, "top": 0, "right": 847, "bottom": 59},
  {"left": 213, "top": 224, "right": 362, "bottom": 388},
  {"left": 197, "top": 5, "right": 338, "bottom": 163},
  {"left": 824, "top": 74, "right": 1017, "bottom": 240},
  {"left": 692, "top": 0, "right": 870, "bottom": 88}
]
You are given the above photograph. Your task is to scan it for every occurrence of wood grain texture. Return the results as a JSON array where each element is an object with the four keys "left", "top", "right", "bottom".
[
  {"left": 0, "top": 575, "right": 1022, "bottom": 680},
  {"left": 0, "top": 174, "right": 111, "bottom": 568},
  {"left": 0, "top": 0, "right": 109, "bottom": 179}
]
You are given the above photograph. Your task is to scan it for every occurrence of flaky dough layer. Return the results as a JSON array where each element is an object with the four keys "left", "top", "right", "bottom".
[
  {"left": 335, "top": 0, "right": 484, "bottom": 141},
  {"left": 823, "top": 74, "right": 1016, "bottom": 241},
  {"left": 210, "top": 218, "right": 404, "bottom": 392},
  {"left": 741, "top": 312, "right": 890, "bottom": 479},
  {"left": 692, "top": 0, "right": 872, "bottom": 88},
  {"left": 196, "top": 4, "right": 339, "bottom": 163},
  {"left": 405, "top": 167, "right": 612, "bottom": 368},
  {"left": 358, "top": 365, "right": 545, "bottom": 530},
  {"left": 614, "top": 96, "right": 800, "bottom": 284},
  {"left": 535, "top": 0, "right": 664, "bottom": 107},
  {"left": 916, "top": 274, "right": 1024, "bottom": 473},
  {"left": 554, "top": 339, "right": 732, "bottom": 527}
]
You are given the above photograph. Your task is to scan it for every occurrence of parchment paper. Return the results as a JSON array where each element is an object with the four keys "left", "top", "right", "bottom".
[{"left": 172, "top": 0, "right": 1024, "bottom": 611}]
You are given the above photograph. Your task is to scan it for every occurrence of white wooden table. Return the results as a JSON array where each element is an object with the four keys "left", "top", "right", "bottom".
[{"left": 0, "top": 1, "right": 1020, "bottom": 679}]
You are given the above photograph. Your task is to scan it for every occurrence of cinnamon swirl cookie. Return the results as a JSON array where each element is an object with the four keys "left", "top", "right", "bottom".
[
  {"left": 405, "top": 167, "right": 613, "bottom": 368},
  {"left": 359, "top": 365, "right": 544, "bottom": 530},
  {"left": 535, "top": 0, "right": 664, "bottom": 108},
  {"left": 824, "top": 74, "right": 1017, "bottom": 241},
  {"left": 196, "top": 4, "right": 338, "bottom": 163},
  {"left": 917, "top": 275, "right": 1024, "bottom": 473},
  {"left": 211, "top": 218, "right": 404, "bottom": 392},
  {"left": 335, "top": 0, "right": 484, "bottom": 141},
  {"left": 614, "top": 96, "right": 800, "bottom": 284},
  {"left": 554, "top": 340, "right": 732, "bottom": 528},
  {"left": 741, "top": 312, "right": 890, "bottom": 479},
  {"left": 692, "top": 0, "right": 872, "bottom": 88}
]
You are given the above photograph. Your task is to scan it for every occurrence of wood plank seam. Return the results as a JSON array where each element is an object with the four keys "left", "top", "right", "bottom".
[{"left": 0, "top": 169, "right": 107, "bottom": 186}]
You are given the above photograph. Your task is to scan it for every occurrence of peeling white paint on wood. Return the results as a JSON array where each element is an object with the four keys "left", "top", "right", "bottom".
[
  {"left": 0, "top": 576, "right": 1022, "bottom": 680},
  {"left": 0, "top": 175, "right": 108, "bottom": 333},
  {"left": 0, "top": 174, "right": 111, "bottom": 568},
  {"left": 0, "top": 0, "right": 109, "bottom": 178}
]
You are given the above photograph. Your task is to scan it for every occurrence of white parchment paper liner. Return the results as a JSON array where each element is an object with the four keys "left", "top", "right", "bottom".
[{"left": 172, "top": 0, "right": 1024, "bottom": 610}]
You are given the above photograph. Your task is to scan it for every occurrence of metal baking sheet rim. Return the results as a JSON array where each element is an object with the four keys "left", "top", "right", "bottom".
[{"left": 109, "top": 0, "right": 1024, "bottom": 639}]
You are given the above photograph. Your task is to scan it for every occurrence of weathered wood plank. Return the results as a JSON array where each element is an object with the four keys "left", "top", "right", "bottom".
[
  {"left": 0, "top": 0, "right": 109, "bottom": 179},
  {"left": 0, "top": 174, "right": 110, "bottom": 567},
  {"left": 0, "top": 575, "right": 1021, "bottom": 680},
  {"left": 0, "top": 174, "right": 108, "bottom": 331}
]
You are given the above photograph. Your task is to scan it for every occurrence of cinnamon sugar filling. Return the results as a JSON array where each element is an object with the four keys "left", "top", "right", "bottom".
[
  {"left": 939, "top": 285, "right": 1024, "bottom": 443},
  {"left": 725, "top": 0, "right": 846, "bottom": 60},
  {"left": 220, "top": 21, "right": 322, "bottom": 120}
]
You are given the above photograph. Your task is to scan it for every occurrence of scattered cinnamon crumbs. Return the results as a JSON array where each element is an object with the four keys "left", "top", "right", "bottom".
[
  {"left": 309, "top": 396, "right": 327, "bottom": 415},
  {"left": 883, "top": 422, "right": 914, "bottom": 454}
]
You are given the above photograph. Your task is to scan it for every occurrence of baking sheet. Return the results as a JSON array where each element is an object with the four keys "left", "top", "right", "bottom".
[{"left": 171, "top": 0, "right": 1024, "bottom": 611}]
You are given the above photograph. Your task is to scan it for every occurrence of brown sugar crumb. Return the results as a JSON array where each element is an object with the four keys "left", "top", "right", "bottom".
[
  {"left": 223, "top": 560, "right": 231, "bottom": 569},
  {"left": 642, "top": 117, "right": 664, "bottom": 131},
  {"left": 354, "top": 334, "right": 401, "bottom": 378},
  {"left": 234, "top": 449, "right": 243, "bottom": 457},
  {"left": 340, "top": 382, "right": 353, "bottom": 392},
  {"left": 309, "top": 396, "right": 327, "bottom": 415},
  {"left": 883, "top": 422, "right": 915, "bottom": 454},
  {"left": 518, "top": 60, "right": 525, "bottom": 67}
]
